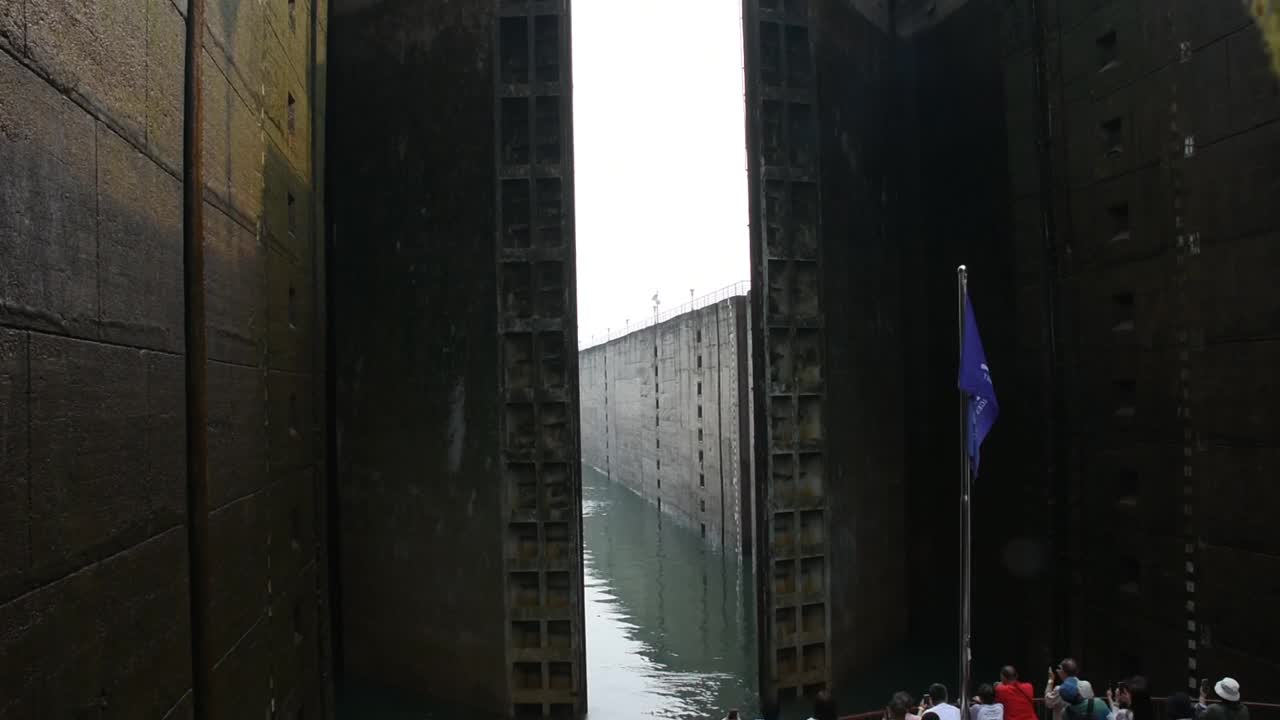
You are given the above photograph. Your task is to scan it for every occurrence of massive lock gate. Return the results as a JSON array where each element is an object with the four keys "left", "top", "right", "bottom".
[{"left": 5, "top": 0, "right": 1280, "bottom": 717}]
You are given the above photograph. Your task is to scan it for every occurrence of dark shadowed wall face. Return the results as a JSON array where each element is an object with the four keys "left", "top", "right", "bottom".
[
  {"left": 0, "top": 0, "right": 330, "bottom": 717},
  {"left": 749, "top": 0, "right": 1280, "bottom": 710},
  {"left": 326, "top": 0, "right": 507, "bottom": 710},
  {"left": 326, "top": 0, "right": 584, "bottom": 716}
]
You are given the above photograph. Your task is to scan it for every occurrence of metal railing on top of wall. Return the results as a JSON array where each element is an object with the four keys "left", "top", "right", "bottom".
[{"left": 579, "top": 280, "right": 750, "bottom": 350}]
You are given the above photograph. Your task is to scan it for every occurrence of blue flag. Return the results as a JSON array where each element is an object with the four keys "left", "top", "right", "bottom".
[{"left": 958, "top": 291, "right": 999, "bottom": 476}]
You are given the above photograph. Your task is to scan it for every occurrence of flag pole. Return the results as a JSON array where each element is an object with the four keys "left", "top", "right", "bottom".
[{"left": 957, "top": 265, "right": 972, "bottom": 716}]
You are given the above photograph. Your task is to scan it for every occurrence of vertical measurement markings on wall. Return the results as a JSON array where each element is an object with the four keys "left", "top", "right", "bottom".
[
  {"left": 495, "top": 0, "right": 584, "bottom": 716},
  {"left": 745, "top": 0, "right": 830, "bottom": 704},
  {"left": 1169, "top": 33, "right": 1201, "bottom": 694}
]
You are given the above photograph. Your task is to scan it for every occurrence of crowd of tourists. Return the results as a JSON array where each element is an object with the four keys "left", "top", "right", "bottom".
[
  {"left": 883, "top": 662, "right": 1248, "bottom": 720},
  {"left": 719, "top": 659, "right": 1250, "bottom": 720}
]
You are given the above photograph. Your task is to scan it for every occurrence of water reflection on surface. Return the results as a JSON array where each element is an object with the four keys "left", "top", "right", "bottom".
[{"left": 582, "top": 464, "right": 759, "bottom": 720}]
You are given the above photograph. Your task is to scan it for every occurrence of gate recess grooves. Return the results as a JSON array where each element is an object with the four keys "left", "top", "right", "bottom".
[
  {"left": 744, "top": 0, "right": 831, "bottom": 708},
  {"left": 495, "top": 0, "right": 586, "bottom": 717}
]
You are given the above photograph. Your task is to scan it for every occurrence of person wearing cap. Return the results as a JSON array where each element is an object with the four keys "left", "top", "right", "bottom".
[
  {"left": 1203, "top": 678, "right": 1247, "bottom": 720},
  {"left": 1046, "top": 659, "right": 1083, "bottom": 720},
  {"left": 1068, "top": 681, "right": 1111, "bottom": 720}
]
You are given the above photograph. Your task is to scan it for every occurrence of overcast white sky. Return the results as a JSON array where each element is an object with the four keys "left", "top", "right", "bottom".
[{"left": 571, "top": 1, "right": 750, "bottom": 345}]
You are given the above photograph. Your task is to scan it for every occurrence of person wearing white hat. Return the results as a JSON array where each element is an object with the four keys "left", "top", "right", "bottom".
[
  {"left": 1214, "top": 678, "right": 1241, "bottom": 703},
  {"left": 1203, "top": 678, "right": 1248, "bottom": 720}
]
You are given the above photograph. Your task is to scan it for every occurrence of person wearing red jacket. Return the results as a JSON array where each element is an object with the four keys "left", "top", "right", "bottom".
[{"left": 995, "top": 666, "right": 1038, "bottom": 720}]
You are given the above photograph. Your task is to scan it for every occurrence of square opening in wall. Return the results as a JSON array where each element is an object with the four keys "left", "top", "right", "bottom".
[
  {"left": 1111, "top": 292, "right": 1135, "bottom": 334},
  {"left": 800, "top": 557, "right": 824, "bottom": 595},
  {"left": 776, "top": 606, "right": 798, "bottom": 641},
  {"left": 797, "top": 396, "right": 822, "bottom": 447},
  {"left": 504, "top": 333, "right": 535, "bottom": 392},
  {"left": 538, "top": 332, "right": 566, "bottom": 390},
  {"left": 534, "top": 178, "right": 562, "bottom": 248},
  {"left": 772, "top": 453, "right": 796, "bottom": 503},
  {"left": 762, "top": 100, "right": 784, "bottom": 166},
  {"left": 765, "top": 180, "right": 788, "bottom": 258},
  {"left": 502, "top": 263, "right": 533, "bottom": 319},
  {"left": 512, "top": 621, "right": 541, "bottom": 649},
  {"left": 795, "top": 329, "right": 822, "bottom": 392},
  {"left": 502, "top": 179, "right": 532, "bottom": 248},
  {"left": 539, "top": 402, "right": 569, "bottom": 454},
  {"left": 1096, "top": 28, "right": 1119, "bottom": 71},
  {"left": 760, "top": 22, "right": 782, "bottom": 86},
  {"left": 803, "top": 643, "right": 826, "bottom": 673},
  {"left": 509, "top": 572, "right": 540, "bottom": 608},
  {"left": 791, "top": 261, "right": 819, "bottom": 321},
  {"left": 546, "top": 571, "right": 571, "bottom": 607},
  {"left": 500, "top": 16, "right": 529, "bottom": 84},
  {"left": 788, "top": 103, "right": 815, "bottom": 169},
  {"left": 777, "top": 647, "right": 798, "bottom": 677},
  {"left": 534, "top": 98, "right": 562, "bottom": 166},
  {"left": 1101, "top": 116, "right": 1124, "bottom": 156},
  {"left": 798, "top": 453, "right": 823, "bottom": 504},
  {"left": 775, "top": 560, "right": 796, "bottom": 596},
  {"left": 1106, "top": 202, "right": 1131, "bottom": 244},
  {"left": 513, "top": 662, "right": 543, "bottom": 691},
  {"left": 767, "top": 260, "right": 791, "bottom": 323},
  {"left": 791, "top": 182, "right": 818, "bottom": 259},
  {"left": 535, "top": 261, "right": 565, "bottom": 318},
  {"left": 506, "top": 404, "right": 536, "bottom": 452},
  {"left": 801, "top": 603, "right": 826, "bottom": 636},
  {"left": 1115, "top": 468, "right": 1139, "bottom": 510},
  {"left": 508, "top": 522, "right": 539, "bottom": 562},
  {"left": 545, "top": 522, "right": 570, "bottom": 563},
  {"left": 549, "top": 662, "right": 573, "bottom": 691},
  {"left": 547, "top": 620, "right": 572, "bottom": 649},
  {"left": 534, "top": 15, "right": 560, "bottom": 83},
  {"left": 770, "top": 397, "right": 796, "bottom": 450},
  {"left": 543, "top": 463, "right": 572, "bottom": 519},
  {"left": 785, "top": 25, "right": 812, "bottom": 88},
  {"left": 507, "top": 463, "right": 538, "bottom": 514},
  {"left": 1112, "top": 379, "right": 1137, "bottom": 418},
  {"left": 799, "top": 510, "right": 823, "bottom": 554},
  {"left": 502, "top": 98, "right": 531, "bottom": 165},
  {"left": 769, "top": 329, "right": 794, "bottom": 393},
  {"left": 773, "top": 512, "right": 795, "bottom": 557}
]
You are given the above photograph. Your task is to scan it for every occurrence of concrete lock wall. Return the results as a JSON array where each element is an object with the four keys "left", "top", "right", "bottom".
[
  {"left": 746, "top": 0, "right": 1280, "bottom": 710},
  {"left": 579, "top": 296, "right": 754, "bottom": 554},
  {"left": 326, "top": 0, "right": 585, "bottom": 717},
  {"left": 0, "top": 0, "right": 332, "bottom": 718}
]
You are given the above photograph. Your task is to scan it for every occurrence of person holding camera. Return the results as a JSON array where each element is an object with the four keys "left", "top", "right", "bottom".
[{"left": 920, "top": 683, "right": 961, "bottom": 720}]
